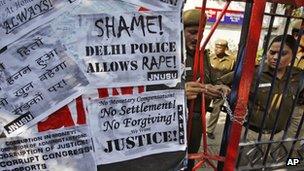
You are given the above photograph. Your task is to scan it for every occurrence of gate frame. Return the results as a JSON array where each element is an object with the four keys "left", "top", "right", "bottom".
[{"left": 187, "top": 0, "right": 304, "bottom": 170}]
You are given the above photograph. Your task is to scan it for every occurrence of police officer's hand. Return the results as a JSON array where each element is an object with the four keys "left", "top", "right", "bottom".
[
  {"left": 214, "top": 84, "right": 231, "bottom": 96},
  {"left": 185, "top": 81, "right": 204, "bottom": 100},
  {"left": 203, "top": 84, "right": 224, "bottom": 98},
  {"left": 185, "top": 81, "right": 223, "bottom": 100}
]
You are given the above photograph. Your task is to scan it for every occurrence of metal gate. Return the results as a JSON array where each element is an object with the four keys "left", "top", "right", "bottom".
[{"left": 188, "top": 0, "right": 304, "bottom": 170}]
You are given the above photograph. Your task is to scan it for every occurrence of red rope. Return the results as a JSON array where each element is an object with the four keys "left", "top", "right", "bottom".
[
  {"left": 200, "top": 1, "right": 231, "bottom": 50},
  {"left": 189, "top": 0, "right": 302, "bottom": 169},
  {"left": 187, "top": 1, "right": 231, "bottom": 170},
  {"left": 187, "top": 0, "right": 207, "bottom": 141},
  {"left": 223, "top": 0, "right": 267, "bottom": 170}
]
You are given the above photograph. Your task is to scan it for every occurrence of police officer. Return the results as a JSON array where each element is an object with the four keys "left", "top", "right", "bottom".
[
  {"left": 291, "top": 20, "right": 304, "bottom": 70},
  {"left": 291, "top": 20, "right": 304, "bottom": 104},
  {"left": 183, "top": 9, "right": 230, "bottom": 170},
  {"left": 288, "top": 20, "right": 304, "bottom": 158},
  {"left": 206, "top": 39, "right": 236, "bottom": 139},
  {"left": 220, "top": 35, "right": 303, "bottom": 166},
  {"left": 221, "top": 35, "right": 302, "bottom": 135}
]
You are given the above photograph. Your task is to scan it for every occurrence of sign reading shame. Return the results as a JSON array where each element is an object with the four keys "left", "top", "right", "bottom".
[
  {"left": 0, "top": 0, "right": 80, "bottom": 48},
  {"left": 0, "top": 126, "right": 97, "bottom": 171},
  {"left": 87, "top": 90, "right": 186, "bottom": 164},
  {"left": 78, "top": 11, "right": 183, "bottom": 88},
  {"left": 0, "top": 24, "right": 89, "bottom": 137}
]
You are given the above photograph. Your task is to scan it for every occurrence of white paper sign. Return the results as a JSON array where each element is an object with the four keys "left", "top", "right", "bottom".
[
  {"left": 70, "top": 0, "right": 139, "bottom": 15},
  {"left": 0, "top": 0, "right": 81, "bottom": 48},
  {"left": 25, "top": 86, "right": 145, "bottom": 135},
  {"left": 122, "top": 0, "right": 185, "bottom": 11},
  {"left": 0, "top": 24, "right": 89, "bottom": 137},
  {"left": 78, "top": 11, "right": 183, "bottom": 88},
  {"left": 0, "top": 126, "right": 97, "bottom": 171},
  {"left": 87, "top": 90, "right": 186, "bottom": 164}
]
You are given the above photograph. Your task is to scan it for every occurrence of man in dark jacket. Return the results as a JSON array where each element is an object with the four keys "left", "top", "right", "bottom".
[{"left": 183, "top": 9, "right": 230, "bottom": 170}]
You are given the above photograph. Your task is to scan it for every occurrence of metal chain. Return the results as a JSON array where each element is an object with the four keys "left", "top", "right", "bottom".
[{"left": 221, "top": 93, "right": 248, "bottom": 125}]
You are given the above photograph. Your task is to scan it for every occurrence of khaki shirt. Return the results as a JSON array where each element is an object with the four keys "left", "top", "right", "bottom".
[
  {"left": 220, "top": 65, "right": 303, "bottom": 132},
  {"left": 294, "top": 54, "right": 304, "bottom": 105},
  {"left": 209, "top": 53, "right": 236, "bottom": 79},
  {"left": 294, "top": 56, "right": 304, "bottom": 70}
]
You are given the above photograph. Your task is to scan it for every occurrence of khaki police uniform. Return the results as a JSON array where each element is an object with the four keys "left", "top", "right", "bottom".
[
  {"left": 293, "top": 49, "right": 304, "bottom": 161},
  {"left": 220, "top": 65, "right": 302, "bottom": 132},
  {"left": 291, "top": 20, "right": 304, "bottom": 153},
  {"left": 248, "top": 66, "right": 301, "bottom": 132},
  {"left": 294, "top": 56, "right": 304, "bottom": 70},
  {"left": 206, "top": 40, "right": 236, "bottom": 135},
  {"left": 183, "top": 9, "right": 216, "bottom": 170},
  {"left": 220, "top": 65, "right": 303, "bottom": 166},
  {"left": 291, "top": 20, "right": 304, "bottom": 70}
]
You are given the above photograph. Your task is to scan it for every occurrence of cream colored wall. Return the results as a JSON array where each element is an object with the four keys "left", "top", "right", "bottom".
[
  {"left": 183, "top": 0, "right": 287, "bottom": 53},
  {"left": 184, "top": 0, "right": 243, "bottom": 52}
]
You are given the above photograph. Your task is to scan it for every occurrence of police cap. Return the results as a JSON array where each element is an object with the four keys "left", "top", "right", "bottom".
[
  {"left": 183, "top": 9, "right": 206, "bottom": 27},
  {"left": 291, "top": 20, "right": 304, "bottom": 35},
  {"left": 292, "top": 20, "right": 303, "bottom": 30},
  {"left": 215, "top": 39, "right": 228, "bottom": 46}
]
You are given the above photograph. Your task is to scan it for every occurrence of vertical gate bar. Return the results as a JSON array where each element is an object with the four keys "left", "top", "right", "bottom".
[
  {"left": 199, "top": 0, "right": 230, "bottom": 155},
  {"left": 199, "top": 49, "right": 208, "bottom": 155},
  {"left": 218, "top": 1, "right": 254, "bottom": 170},
  {"left": 280, "top": 76, "right": 304, "bottom": 160},
  {"left": 255, "top": 34, "right": 288, "bottom": 143},
  {"left": 191, "top": 2, "right": 232, "bottom": 170},
  {"left": 187, "top": 0, "right": 207, "bottom": 141},
  {"left": 201, "top": 1, "right": 231, "bottom": 49},
  {"left": 242, "top": 2, "right": 277, "bottom": 144},
  {"left": 275, "top": 19, "right": 304, "bottom": 163},
  {"left": 223, "top": 0, "right": 267, "bottom": 170},
  {"left": 261, "top": 16, "right": 292, "bottom": 165},
  {"left": 288, "top": 107, "right": 304, "bottom": 158},
  {"left": 236, "top": 3, "right": 278, "bottom": 168},
  {"left": 282, "top": 19, "right": 304, "bottom": 140}
]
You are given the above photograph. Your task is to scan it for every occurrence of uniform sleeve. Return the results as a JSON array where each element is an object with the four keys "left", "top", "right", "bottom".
[
  {"left": 294, "top": 67, "right": 304, "bottom": 105},
  {"left": 203, "top": 50, "right": 214, "bottom": 84},
  {"left": 216, "top": 71, "right": 235, "bottom": 86},
  {"left": 231, "top": 56, "right": 237, "bottom": 71},
  {"left": 286, "top": 106, "right": 304, "bottom": 157}
]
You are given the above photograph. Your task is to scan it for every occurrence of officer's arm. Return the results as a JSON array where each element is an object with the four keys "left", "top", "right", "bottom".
[
  {"left": 216, "top": 71, "right": 235, "bottom": 86},
  {"left": 185, "top": 81, "right": 222, "bottom": 100}
]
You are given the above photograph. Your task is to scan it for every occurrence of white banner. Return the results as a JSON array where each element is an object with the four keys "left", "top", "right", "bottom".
[
  {"left": 0, "top": 126, "right": 96, "bottom": 171},
  {"left": 0, "top": 23, "right": 89, "bottom": 137},
  {"left": 122, "top": 0, "right": 185, "bottom": 11},
  {"left": 24, "top": 86, "right": 144, "bottom": 135},
  {"left": 78, "top": 11, "right": 183, "bottom": 88},
  {"left": 0, "top": 0, "right": 81, "bottom": 49},
  {"left": 70, "top": 0, "right": 139, "bottom": 15},
  {"left": 87, "top": 90, "right": 186, "bottom": 164}
]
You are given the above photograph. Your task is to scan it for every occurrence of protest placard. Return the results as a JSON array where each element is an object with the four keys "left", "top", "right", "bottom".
[
  {"left": 0, "top": 0, "right": 81, "bottom": 49},
  {"left": 86, "top": 89, "right": 186, "bottom": 164},
  {"left": 122, "top": 0, "right": 185, "bottom": 11},
  {"left": 69, "top": 0, "right": 139, "bottom": 15},
  {"left": 0, "top": 126, "right": 96, "bottom": 171},
  {"left": 19, "top": 86, "right": 144, "bottom": 135},
  {"left": 0, "top": 23, "right": 89, "bottom": 137},
  {"left": 77, "top": 10, "right": 183, "bottom": 88}
]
